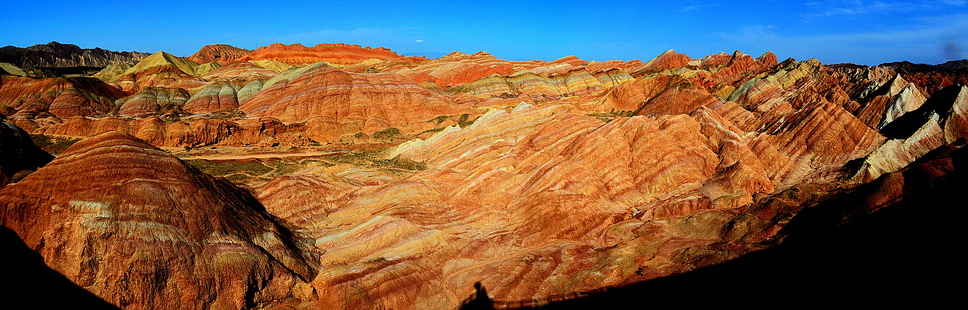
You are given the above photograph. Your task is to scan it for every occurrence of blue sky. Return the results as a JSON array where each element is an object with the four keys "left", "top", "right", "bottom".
[{"left": 3, "top": 0, "right": 966, "bottom": 65}]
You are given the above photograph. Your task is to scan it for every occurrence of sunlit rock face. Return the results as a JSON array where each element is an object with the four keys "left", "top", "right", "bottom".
[{"left": 0, "top": 131, "right": 320, "bottom": 310}]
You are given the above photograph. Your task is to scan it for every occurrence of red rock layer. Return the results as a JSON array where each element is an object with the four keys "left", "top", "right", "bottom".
[
  {"left": 239, "top": 43, "right": 402, "bottom": 66},
  {"left": 188, "top": 44, "right": 252, "bottom": 65},
  {"left": 0, "top": 131, "right": 319, "bottom": 309}
]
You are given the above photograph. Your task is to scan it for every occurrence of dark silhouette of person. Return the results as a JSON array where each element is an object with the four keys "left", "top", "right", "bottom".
[{"left": 460, "top": 282, "right": 494, "bottom": 310}]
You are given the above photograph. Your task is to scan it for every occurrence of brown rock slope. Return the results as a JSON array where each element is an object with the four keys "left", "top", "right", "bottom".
[{"left": 0, "top": 131, "right": 320, "bottom": 309}]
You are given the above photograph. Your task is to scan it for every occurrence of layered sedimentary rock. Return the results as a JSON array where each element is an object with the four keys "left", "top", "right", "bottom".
[
  {"left": 260, "top": 92, "right": 887, "bottom": 308},
  {"left": 0, "top": 42, "right": 148, "bottom": 68},
  {"left": 240, "top": 43, "right": 402, "bottom": 66},
  {"left": 183, "top": 82, "right": 239, "bottom": 114},
  {"left": 117, "top": 87, "right": 190, "bottom": 118},
  {"left": 0, "top": 75, "right": 126, "bottom": 118},
  {"left": 447, "top": 68, "right": 633, "bottom": 102},
  {"left": 599, "top": 73, "right": 722, "bottom": 115},
  {"left": 188, "top": 44, "right": 252, "bottom": 65},
  {"left": 638, "top": 49, "right": 693, "bottom": 71},
  {"left": 241, "top": 63, "right": 471, "bottom": 139},
  {"left": 0, "top": 131, "right": 320, "bottom": 309}
]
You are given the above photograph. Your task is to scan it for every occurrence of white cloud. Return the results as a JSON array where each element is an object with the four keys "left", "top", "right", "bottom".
[{"left": 415, "top": 39, "right": 424, "bottom": 43}]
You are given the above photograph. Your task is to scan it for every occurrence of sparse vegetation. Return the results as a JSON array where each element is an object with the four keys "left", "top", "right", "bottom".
[
  {"left": 587, "top": 110, "right": 636, "bottom": 123},
  {"left": 186, "top": 159, "right": 274, "bottom": 177},
  {"left": 373, "top": 127, "right": 403, "bottom": 140},
  {"left": 29, "top": 134, "right": 81, "bottom": 154},
  {"left": 458, "top": 113, "right": 476, "bottom": 127},
  {"left": 444, "top": 84, "right": 469, "bottom": 94}
]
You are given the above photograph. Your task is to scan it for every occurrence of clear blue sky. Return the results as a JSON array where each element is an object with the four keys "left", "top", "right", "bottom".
[{"left": 3, "top": 0, "right": 966, "bottom": 65}]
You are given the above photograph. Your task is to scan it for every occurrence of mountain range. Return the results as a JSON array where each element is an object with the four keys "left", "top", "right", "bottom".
[{"left": 1, "top": 42, "right": 966, "bottom": 309}]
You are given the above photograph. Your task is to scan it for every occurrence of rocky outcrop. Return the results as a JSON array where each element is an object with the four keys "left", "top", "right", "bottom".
[
  {"left": 188, "top": 44, "right": 252, "bottom": 65},
  {"left": 0, "top": 42, "right": 148, "bottom": 68},
  {"left": 0, "top": 131, "right": 319, "bottom": 309}
]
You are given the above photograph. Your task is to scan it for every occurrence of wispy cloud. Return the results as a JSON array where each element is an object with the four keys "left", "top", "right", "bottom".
[
  {"left": 680, "top": 4, "right": 721, "bottom": 12},
  {"left": 801, "top": 0, "right": 964, "bottom": 19},
  {"left": 717, "top": 13, "right": 968, "bottom": 64}
]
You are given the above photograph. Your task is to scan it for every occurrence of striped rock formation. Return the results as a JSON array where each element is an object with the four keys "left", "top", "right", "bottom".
[
  {"left": 0, "top": 131, "right": 320, "bottom": 309},
  {"left": 0, "top": 75, "right": 125, "bottom": 118},
  {"left": 240, "top": 63, "right": 473, "bottom": 139}
]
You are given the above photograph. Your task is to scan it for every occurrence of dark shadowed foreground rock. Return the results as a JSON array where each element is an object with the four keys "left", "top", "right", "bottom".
[
  {"left": 0, "top": 131, "right": 320, "bottom": 310},
  {"left": 0, "top": 120, "right": 53, "bottom": 186}
]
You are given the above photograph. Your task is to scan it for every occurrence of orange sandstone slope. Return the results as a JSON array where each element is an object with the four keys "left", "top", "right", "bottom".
[{"left": 0, "top": 131, "right": 320, "bottom": 310}]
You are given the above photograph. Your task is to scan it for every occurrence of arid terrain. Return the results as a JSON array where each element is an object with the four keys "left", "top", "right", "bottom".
[{"left": 1, "top": 41, "right": 966, "bottom": 309}]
